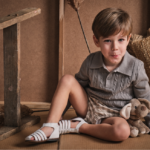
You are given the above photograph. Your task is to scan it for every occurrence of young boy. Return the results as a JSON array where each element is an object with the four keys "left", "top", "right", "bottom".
[{"left": 25, "top": 8, "right": 150, "bottom": 143}]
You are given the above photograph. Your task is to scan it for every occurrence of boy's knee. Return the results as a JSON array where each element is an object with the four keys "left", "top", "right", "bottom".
[
  {"left": 61, "top": 74, "right": 76, "bottom": 88},
  {"left": 113, "top": 123, "right": 130, "bottom": 141}
]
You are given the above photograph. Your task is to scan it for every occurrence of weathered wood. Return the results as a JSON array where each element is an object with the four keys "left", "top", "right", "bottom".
[
  {"left": 59, "top": 0, "right": 64, "bottom": 80},
  {"left": 0, "top": 8, "right": 41, "bottom": 141},
  {"left": 0, "top": 116, "right": 40, "bottom": 141},
  {"left": 0, "top": 101, "right": 51, "bottom": 109},
  {"left": 0, "top": 101, "right": 73, "bottom": 109},
  {"left": 0, "top": 8, "right": 41, "bottom": 29},
  {"left": 3, "top": 23, "right": 21, "bottom": 127},
  {"left": 20, "top": 102, "right": 50, "bottom": 109}
]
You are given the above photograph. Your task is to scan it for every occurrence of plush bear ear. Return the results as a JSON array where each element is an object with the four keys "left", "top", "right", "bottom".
[
  {"left": 120, "top": 103, "right": 132, "bottom": 119},
  {"left": 138, "top": 98, "right": 150, "bottom": 109}
]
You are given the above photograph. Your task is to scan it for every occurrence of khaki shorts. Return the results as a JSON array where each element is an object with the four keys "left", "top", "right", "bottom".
[
  {"left": 83, "top": 95, "right": 120, "bottom": 124},
  {"left": 62, "top": 95, "right": 121, "bottom": 124}
]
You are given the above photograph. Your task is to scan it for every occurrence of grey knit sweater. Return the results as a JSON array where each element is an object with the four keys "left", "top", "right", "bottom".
[{"left": 75, "top": 51, "right": 150, "bottom": 127}]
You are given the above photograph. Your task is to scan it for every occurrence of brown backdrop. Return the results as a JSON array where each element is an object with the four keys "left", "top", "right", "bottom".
[
  {"left": 0, "top": 0, "right": 59, "bottom": 102},
  {"left": 0, "top": 0, "right": 150, "bottom": 103},
  {"left": 63, "top": 0, "right": 150, "bottom": 76}
]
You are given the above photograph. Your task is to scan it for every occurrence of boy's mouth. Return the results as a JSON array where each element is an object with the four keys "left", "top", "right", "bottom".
[{"left": 111, "top": 54, "right": 119, "bottom": 58}]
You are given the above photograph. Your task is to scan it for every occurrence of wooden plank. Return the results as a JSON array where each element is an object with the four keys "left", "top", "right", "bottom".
[
  {"left": 59, "top": 0, "right": 64, "bottom": 80},
  {"left": 19, "top": 102, "right": 51, "bottom": 109},
  {"left": 3, "top": 23, "right": 21, "bottom": 127},
  {"left": 0, "top": 8, "right": 41, "bottom": 29},
  {"left": 0, "top": 101, "right": 50, "bottom": 109},
  {"left": 0, "top": 101, "right": 51, "bottom": 109},
  {"left": 0, "top": 101, "right": 73, "bottom": 109},
  {"left": 0, "top": 116, "right": 40, "bottom": 141}
]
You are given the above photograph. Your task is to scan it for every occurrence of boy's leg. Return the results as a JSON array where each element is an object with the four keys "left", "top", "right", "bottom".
[
  {"left": 29, "top": 74, "right": 130, "bottom": 142},
  {"left": 79, "top": 117, "right": 130, "bottom": 141},
  {"left": 46, "top": 74, "right": 88, "bottom": 123},
  {"left": 30, "top": 74, "right": 88, "bottom": 140},
  {"left": 61, "top": 100, "right": 71, "bottom": 118}
]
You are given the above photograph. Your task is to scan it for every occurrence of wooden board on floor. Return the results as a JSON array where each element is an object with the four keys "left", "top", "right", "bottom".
[
  {"left": 0, "top": 115, "right": 40, "bottom": 141},
  {"left": 0, "top": 101, "right": 51, "bottom": 109},
  {"left": 0, "top": 101, "right": 73, "bottom": 110}
]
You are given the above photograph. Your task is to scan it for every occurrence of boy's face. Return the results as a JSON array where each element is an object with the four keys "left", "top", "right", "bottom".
[{"left": 93, "top": 31, "right": 131, "bottom": 68}]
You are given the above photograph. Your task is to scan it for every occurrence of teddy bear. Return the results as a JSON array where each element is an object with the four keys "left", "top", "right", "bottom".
[
  {"left": 120, "top": 98, "right": 150, "bottom": 137},
  {"left": 127, "top": 28, "right": 150, "bottom": 84}
]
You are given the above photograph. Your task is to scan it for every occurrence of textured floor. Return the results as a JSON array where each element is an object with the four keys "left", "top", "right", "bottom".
[{"left": 0, "top": 109, "right": 150, "bottom": 149}]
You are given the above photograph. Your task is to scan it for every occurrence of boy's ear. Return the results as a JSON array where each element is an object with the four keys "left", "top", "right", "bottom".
[
  {"left": 93, "top": 35, "right": 100, "bottom": 47},
  {"left": 127, "top": 34, "right": 132, "bottom": 44}
]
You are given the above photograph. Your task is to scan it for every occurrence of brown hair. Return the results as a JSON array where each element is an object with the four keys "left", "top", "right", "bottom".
[{"left": 92, "top": 8, "right": 132, "bottom": 39}]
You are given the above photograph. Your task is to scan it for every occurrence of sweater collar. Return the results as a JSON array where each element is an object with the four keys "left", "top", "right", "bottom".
[{"left": 90, "top": 51, "right": 134, "bottom": 76}]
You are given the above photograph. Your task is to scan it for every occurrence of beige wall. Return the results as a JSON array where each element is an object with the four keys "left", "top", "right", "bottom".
[
  {"left": 0, "top": 0, "right": 150, "bottom": 103},
  {"left": 63, "top": 0, "right": 150, "bottom": 76},
  {"left": 0, "top": 0, "right": 59, "bottom": 102}
]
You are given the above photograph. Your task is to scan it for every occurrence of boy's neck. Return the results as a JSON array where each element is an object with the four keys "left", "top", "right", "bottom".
[
  {"left": 102, "top": 55, "right": 122, "bottom": 72},
  {"left": 105, "top": 66, "right": 117, "bottom": 72}
]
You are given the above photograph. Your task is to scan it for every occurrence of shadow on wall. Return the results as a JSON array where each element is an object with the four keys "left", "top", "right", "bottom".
[
  {"left": 141, "top": 0, "right": 150, "bottom": 35},
  {"left": 147, "top": 0, "right": 150, "bottom": 31},
  {"left": 45, "top": 0, "right": 59, "bottom": 102}
]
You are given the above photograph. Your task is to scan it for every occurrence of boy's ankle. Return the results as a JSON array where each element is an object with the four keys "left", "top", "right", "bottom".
[{"left": 71, "top": 121, "right": 80, "bottom": 128}]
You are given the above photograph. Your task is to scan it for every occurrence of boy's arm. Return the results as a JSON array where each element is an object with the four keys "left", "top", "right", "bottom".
[
  {"left": 133, "top": 61, "right": 150, "bottom": 128},
  {"left": 75, "top": 55, "right": 90, "bottom": 88}
]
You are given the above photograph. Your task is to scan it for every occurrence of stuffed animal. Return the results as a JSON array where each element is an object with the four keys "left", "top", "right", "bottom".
[
  {"left": 127, "top": 28, "right": 150, "bottom": 84},
  {"left": 120, "top": 98, "right": 150, "bottom": 137}
]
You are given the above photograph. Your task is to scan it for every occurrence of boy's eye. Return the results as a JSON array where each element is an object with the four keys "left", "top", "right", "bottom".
[
  {"left": 104, "top": 40, "right": 111, "bottom": 42},
  {"left": 118, "top": 39, "right": 124, "bottom": 42}
]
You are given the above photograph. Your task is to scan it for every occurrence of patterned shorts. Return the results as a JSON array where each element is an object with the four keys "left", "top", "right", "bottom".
[{"left": 83, "top": 95, "right": 121, "bottom": 124}]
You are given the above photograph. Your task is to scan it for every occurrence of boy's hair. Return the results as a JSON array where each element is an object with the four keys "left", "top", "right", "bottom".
[{"left": 92, "top": 8, "right": 132, "bottom": 39}]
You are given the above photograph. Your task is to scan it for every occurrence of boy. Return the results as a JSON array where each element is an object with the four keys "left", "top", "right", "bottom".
[{"left": 25, "top": 8, "right": 150, "bottom": 143}]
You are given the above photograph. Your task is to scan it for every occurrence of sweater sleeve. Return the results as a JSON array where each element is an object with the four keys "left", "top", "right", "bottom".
[
  {"left": 133, "top": 61, "right": 150, "bottom": 128},
  {"left": 133, "top": 61, "right": 150, "bottom": 100},
  {"left": 75, "top": 55, "right": 90, "bottom": 88}
]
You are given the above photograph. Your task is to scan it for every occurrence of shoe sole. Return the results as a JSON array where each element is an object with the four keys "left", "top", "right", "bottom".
[{"left": 25, "top": 138, "right": 59, "bottom": 143}]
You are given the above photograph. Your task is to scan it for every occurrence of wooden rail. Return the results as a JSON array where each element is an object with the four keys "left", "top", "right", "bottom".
[{"left": 0, "top": 7, "right": 41, "bottom": 141}]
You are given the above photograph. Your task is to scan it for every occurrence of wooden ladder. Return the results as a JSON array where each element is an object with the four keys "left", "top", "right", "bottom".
[{"left": 0, "top": 8, "right": 41, "bottom": 141}]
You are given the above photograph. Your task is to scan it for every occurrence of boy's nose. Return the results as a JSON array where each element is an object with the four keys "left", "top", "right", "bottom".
[{"left": 112, "top": 42, "right": 118, "bottom": 51}]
